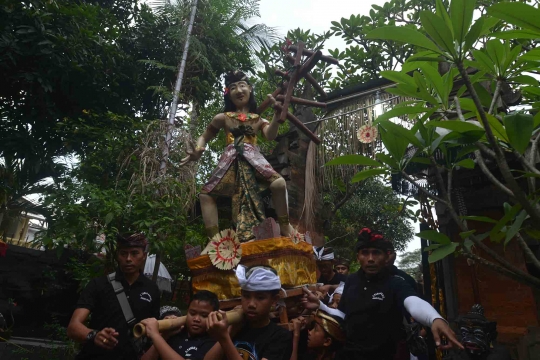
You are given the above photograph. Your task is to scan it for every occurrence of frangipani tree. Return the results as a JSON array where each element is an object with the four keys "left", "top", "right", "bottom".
[{"left": 328, "top": 0, "right": 540, "bottom": 289}]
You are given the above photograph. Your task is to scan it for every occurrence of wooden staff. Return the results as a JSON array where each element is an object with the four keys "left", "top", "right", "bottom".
[{"left": 133, "top": 309, "right": 244, "bottom": 338}]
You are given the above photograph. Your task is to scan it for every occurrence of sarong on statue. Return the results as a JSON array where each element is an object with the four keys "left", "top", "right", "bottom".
[{"left": 201, "top": 142, "right": 281, "bottom": 241}]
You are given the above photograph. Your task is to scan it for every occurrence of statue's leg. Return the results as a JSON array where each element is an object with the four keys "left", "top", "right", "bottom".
[
  {"left": 270, "top": 177, "right": 293, "bottom": 236},
  {"left": 200, "top": 194, "right": 219, "bottom": 238}
]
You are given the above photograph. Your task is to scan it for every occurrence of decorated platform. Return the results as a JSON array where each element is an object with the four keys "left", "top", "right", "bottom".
[{"left": 187, "top": 236, "right": 317, "bottom": 301}]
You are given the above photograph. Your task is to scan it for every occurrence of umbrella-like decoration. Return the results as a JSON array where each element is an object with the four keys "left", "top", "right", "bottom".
[
  {"left": 207, "top": 229, "right": 242, "bottom": 270},
  {"left": 144, "top": 254, "right": 173, "bottom": 292}
]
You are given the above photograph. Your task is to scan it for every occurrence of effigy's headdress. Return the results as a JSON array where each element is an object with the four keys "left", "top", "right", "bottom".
[{"left": 224, "top": 70, "right": 250, "bottom": 89}]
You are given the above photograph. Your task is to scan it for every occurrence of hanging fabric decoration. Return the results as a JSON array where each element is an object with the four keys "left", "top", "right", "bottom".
[
  {"left": 357, "top": 125, "right": 378, "bottom": 144},
  {"left": 207, "top": 229, "right": 242, "bottom": 270}
]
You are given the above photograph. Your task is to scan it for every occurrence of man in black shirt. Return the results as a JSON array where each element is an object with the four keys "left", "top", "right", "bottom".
[
  {"left": 141, "top": 290, "right": 219, "bottom": 360},
  {"left": 334, "top": 258, "right": 350, "bottom": 276},
  {"left": 303, "top": 228, "right": 463, "bottom": 360},
  {"left": 387, "top": 246, "right": 419, "bottom": 293},
  {"left": 205, "top": 265, "right": 292, "bottom": 360},
  {"left": 314, "top": 246, "right": 347, "bottom": 285},
  {"left": 67, "top": 233, "right": 160, "bottom": 360}
]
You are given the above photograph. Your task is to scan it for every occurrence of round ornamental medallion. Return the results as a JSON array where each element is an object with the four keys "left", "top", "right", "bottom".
[
  {"left": 208, "top": 229, "right": 242, "bottom": 270},
  {"left": 357, "top": 125, "right": 378, "bottom": 144}
]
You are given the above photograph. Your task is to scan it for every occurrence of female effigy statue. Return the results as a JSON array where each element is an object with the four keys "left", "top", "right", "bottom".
[{"left": 181, "top": 71, "right": 293, "bottom": 242}]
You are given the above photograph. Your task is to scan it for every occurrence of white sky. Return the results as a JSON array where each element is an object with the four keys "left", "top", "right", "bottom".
[{"left": 259, "top": 0, "right": 389, "bottom": 52}]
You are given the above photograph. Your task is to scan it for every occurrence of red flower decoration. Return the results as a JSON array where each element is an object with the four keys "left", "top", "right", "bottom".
[
  {"left": 237, "top": 113, "right": 247, "bottom": 122},
  {"left": 370, "top": 234, "right": 384, "bottom": 242},
  {"left": 359, "top": 227, "right": 372, "bottom": 236},
  {"left": 224, "top": 87, "right": 230, "bottom": 96}
]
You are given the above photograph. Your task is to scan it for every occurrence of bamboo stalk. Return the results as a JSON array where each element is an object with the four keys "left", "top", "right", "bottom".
[{"left": 133, "top": 309, "right": 244, "bottom": 338}]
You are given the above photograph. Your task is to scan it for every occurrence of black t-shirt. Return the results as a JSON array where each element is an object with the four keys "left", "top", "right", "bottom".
[
  {"left": 336, "top": 269, "right": 417, "bottom": 360},
  {"left": 390, "top": 265, "right": 418, "bottom": 295},
  {"left": 166, "top": 329, "right": 216, "bottom": 360},
  {"left": 75, "top": 270, "right": 160, "bottom": 360},
  {"left": 233, "top": 321, "right": 292, "bottom": 360},
  {"left": 318, "top": 272, "right": 347, "bottom": 286}
]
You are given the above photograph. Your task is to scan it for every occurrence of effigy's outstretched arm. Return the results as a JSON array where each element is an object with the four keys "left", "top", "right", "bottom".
[
  {"left": 180, "top": 113, "right": 226, "bottom": 166},
  {"left": 262, "top": 94, "right": 283, "bottom": 141}
]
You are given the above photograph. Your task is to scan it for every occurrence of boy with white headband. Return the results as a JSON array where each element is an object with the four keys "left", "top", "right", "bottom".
[{"left": 205, "top": 265, "right": 292, "bottom": 360}]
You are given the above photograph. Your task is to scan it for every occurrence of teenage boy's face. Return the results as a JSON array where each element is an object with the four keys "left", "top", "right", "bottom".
[
  {"left": 241, "top": 290, "right": 276, "bottom": 322},
  {"left": 307, "top": 322, "right": 330, "bottom": 349},
  {"left": 357, "top": 247, "right": 388, "bottom": 276},
  {"left": 187, "top": 300, "right": 214, "bottom": 336}
]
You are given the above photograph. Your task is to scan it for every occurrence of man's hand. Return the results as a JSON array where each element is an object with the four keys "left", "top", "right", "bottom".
[
  {"left": 301, "top": 287, "right": 321, "bottom": 311},
  {"left": 431, "top": 319, "right": 464, "bottom": 350},
  {"left": 207, "top": 311, "right": 230, "bottom": 341},
  {"left": 94, "top": 328, "right": 119, "bottom": 350},
  {"left": 140, "top": 318, "right": 161, "bottom": 341},
  {"left": 162, "top": 315, "right": 183, "bottom": 340},
  {"left": 291, "top": 317, "right": 306, "bottom": 338}
]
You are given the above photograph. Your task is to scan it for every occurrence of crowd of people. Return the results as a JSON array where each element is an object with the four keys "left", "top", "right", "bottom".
[{"left": 67, "top": 229, "right": 464, "bottom": 360}]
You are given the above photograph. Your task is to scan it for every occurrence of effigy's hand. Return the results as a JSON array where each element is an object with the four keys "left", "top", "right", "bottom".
[
  {"left": 267, "top": 94, "right": 282, "bottom": 112},
  {"left": 179, "top": 146, "right": 205, "bottom": 166}
]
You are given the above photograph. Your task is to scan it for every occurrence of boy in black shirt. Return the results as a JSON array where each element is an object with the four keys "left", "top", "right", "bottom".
[
  {"left": 205, "top": 265, "right": 292, "bottom": 360},
  {"left": 141, "top": 290, "right": 219, "bottom": 360}
]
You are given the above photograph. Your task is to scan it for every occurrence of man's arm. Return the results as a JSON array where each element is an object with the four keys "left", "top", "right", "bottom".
[
  {"left": 392, "top": 276, "right": 464, "bottom": 351},
  {"left": 67, "top": 308, "right": 119, "bottom": 350},
  {"left": 140, "top": 318, "right": 184, "bottom": 360},
  {"left": 301, "top": 287, "right": 346, "bottom": 319}
]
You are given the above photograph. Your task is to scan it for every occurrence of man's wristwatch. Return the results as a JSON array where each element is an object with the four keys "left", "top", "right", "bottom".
[{"left": 86, "top": 330, "right": 98, "bottom": 343}]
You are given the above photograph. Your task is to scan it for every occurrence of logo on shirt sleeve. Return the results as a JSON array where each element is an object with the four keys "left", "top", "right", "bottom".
[
  {"left": 140, "top": 292, "right": 152, "bottom": 303},
  {"left": 372, "top": 292, "right": 385, "bottom": 301}
]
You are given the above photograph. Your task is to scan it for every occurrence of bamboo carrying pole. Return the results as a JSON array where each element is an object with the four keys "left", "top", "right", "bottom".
[{"left": 133, "top": 309, "right": 244, "bottom": 338}]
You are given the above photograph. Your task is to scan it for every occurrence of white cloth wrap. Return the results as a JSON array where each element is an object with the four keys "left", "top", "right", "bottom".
[
  {"left": 318, "top": 295, "right": 445, "bottom": 327},
  {"left": 319, "top": 301, "right": 345, "bottom": 319},
  {"left": 403, "top": 296, "right": 445, "bottom": 327},
  {"left": 313, "top": 246, "right": 334, "bottom": 261},
  {"left": 235, "top": 265, "right": 281, "bottom": 291},
  {"left": 328, "top": 281, "right": 345, "bottom": 303}
]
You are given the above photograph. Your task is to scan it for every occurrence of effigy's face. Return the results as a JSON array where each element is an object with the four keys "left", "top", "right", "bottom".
[
  {"left": 229, "top": 81, "right": 252, "bottom": 109},
  {"left": 460, "top": 321, "right": 491, "bottom": 356}
]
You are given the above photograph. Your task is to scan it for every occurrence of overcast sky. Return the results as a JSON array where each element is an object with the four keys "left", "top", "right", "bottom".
[{"left": 259, "top": 0, "right": 389, "bottom": 51}]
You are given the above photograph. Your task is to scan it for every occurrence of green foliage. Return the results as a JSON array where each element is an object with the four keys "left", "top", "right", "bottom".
[
  {"left": 327, "top": 0, "right": 512, "bottom": 87},
  {"left": 396, "top": 248, "right": 422, "bottom": 279},
  {"left": 325, "top": 179, "right": 415, "bottom": 261}
]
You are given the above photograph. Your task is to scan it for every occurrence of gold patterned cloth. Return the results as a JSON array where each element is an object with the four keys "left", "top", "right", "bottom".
[
  {"left": 201, "top": 113, "right": 280, "bottom": 242},
  {"left": 188, "top": 237, "right": 317, "bottom": 300}
]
